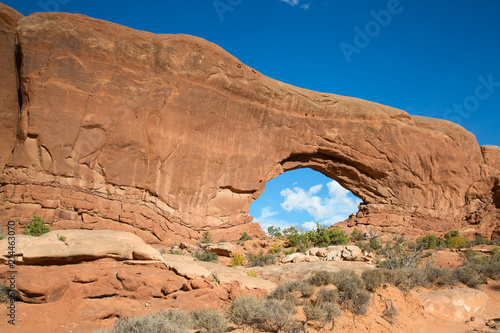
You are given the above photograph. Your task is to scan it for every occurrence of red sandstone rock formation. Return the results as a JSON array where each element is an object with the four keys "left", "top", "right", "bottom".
[{"left": 0, "top": 3, "right": 498, "bottom": 243}]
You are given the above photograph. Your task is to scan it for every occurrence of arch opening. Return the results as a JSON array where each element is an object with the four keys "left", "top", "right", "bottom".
[{"left": 249, "top": 168, "right": 363, "bottom": 234}]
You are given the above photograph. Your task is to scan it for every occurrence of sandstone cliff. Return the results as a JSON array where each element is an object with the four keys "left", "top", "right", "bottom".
[{"left": 0, "top": 3, "right": 498, "bottom": 243}]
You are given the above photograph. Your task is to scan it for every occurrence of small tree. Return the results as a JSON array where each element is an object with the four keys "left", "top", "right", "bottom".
[
  {"left": 22, "top": 215, "right": 50, "bottom": 237},
  {"left": 201, "top": 231, "right": 213, "bottom": 244}
]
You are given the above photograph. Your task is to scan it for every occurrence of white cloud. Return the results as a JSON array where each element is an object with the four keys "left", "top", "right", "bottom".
[
  {"left": 280, "top": 0, "right": 300, "bottom": 5},
  {"left": 279, "top": 0, "right": 311, "bottom": 10},
  {"left": 302, "top": 221, "right": 317, "bottom": 230},
  {"left": 280, "top": 181, "right": 361, "bottom": 224},
  {"left": 252, "top": 206, "right": 288, "bottom": 234}
]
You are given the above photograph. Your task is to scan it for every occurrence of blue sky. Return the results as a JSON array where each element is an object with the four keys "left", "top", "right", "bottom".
[{"left": 6, "top": 0, "right": 500, "bottom": 231}]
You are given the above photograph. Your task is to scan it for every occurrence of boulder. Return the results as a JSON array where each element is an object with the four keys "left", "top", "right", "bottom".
[
  {"left": 304, "top": 255, "right": 320, "bottom": 262},
  {"left": 17, "top": 271, "right": 69, "bottom": 303},
  {"left": 326, "top": 249, "right": 343, "bottom": 261},
  {"left": 342, "top": 245, "right": 363, "bottom": 261},
  {"left": 418, "top": 288, "right": 489, "bottom": 322},
  {"left": 206, "top": 242, "right": 236, "bottom": 257},
  {"left": 0, "top": 230, "right": 163, "bottom": 264}
]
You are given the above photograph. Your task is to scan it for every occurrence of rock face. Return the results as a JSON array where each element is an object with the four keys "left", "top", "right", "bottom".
[
  {"left": 0, "top": 3, "right": 499, "bottom": 244},
  {"left": 0, "top": 230, "right": 163, "bottom": 264},
  {"left": 418, "top": 288, "right": 489, "bottom": 322}
]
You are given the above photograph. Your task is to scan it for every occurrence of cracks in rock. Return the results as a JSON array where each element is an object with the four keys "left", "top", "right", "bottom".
[{"left": 219, "top": 186, "right": 256, "bottom": 195}]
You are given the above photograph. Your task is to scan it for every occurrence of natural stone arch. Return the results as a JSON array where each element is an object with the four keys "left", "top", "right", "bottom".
[{"left": 0, "top": 6, "right": 499, "bottom": 244}]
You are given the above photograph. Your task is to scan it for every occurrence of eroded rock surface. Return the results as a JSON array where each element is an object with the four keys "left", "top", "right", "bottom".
[
  {"left": 0, "top": 3, "right": 499, "bottom": 244},
  {"left": 0, "top": 230, "right": 163, "bottom": 264}
]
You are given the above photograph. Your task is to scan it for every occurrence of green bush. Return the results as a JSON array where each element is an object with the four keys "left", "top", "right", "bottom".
[
  {"left": 230, "top": 252, "right": 244, "bottom": 267},
  {"left": 268, "top": 226, "right": 283, "bottom": 239},
  {"left": 193, "top": 251, "right": 219, "bottom": 263},
  {"left": 22, "top": 215, "right": 50, "bottom": 237},
  {"left": 100, "top": 309, "right": 192, "bottom": 333},
  {"left": 246, "top": 250, "right": 273, "bottom": 267},
  {"left": 416, "top": 234, "right": 445, "bottom": 249},
  {"left": 201, "top": 231, "right": 213, "bottom": 244},
  {"left": 464, "top": 249, "right": 490, "bottom": 265},
  {"left": 0, "top": 281, "right": 8, "bottom": 304},
  {"left": 0, "top": 234, "right": 4, "bottom": 240},
  {"left": 270, "top": 242, "right": 282, "bottom": 254},
  {"left": 191, "top": 308, "right": 228, "bottom": 333},
  {"left": 444, "top": 230, "right": 467, "bottom": 248},
  {"left": 239, "top": 232, "right": 252, "bottom": 241}
]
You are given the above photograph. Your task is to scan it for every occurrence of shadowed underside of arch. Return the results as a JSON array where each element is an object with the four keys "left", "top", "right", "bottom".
[{"left": 0, "top": 5, "right": 499, "bottom": 244}]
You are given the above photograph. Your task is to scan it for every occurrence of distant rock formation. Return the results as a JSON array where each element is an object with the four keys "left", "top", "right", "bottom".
[{"left": 0, "top": 3, "right": 498, "bottom": 244}]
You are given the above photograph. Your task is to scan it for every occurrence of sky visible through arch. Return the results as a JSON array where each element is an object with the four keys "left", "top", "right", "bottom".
[{"left": 249, "top": 169, "right": 362, "bottom": 232}]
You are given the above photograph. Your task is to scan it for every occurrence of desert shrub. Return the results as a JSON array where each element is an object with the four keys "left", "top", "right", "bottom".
[
  {"left": 239, "top": 232, "right": 252, "bottom": 241},
  {"left": 22, "top": 215, "right": 50, "bottom": 237},
  {"left": 307, "top": 225, "right": 350, "bottom": 247},
  {"left": 193, "top": 251, "right": 219, "bottom": 263},
  {"left": 0, "top": 234, "right": 4, "bottom": 240},
  {"left": 316, "top": 288, "right": 338, "bottom": 304},
  {"left": 270, "top": 281, "right": 301, "bottom": 302},
  {"left": 297, "top": 282, "right": 315, "bottom": 299},
  {"left": 308, "top": 270, "right": 333, "bottom": 286},
  {"left": 467, "top": 234, "right": 490, "bottom": 247},
  {"left": 382, "top": 299, "right": 398, "bottom": 324},
  {"left": 444, "top": 230, "right": 467, "bottom": 248},
  {"left": 271, "top": 242, "right": 282, "bottom": 254},
  {"left": 355, "top": 241, "right": 373, "bottom": 253},
  {"left": 201, "top": 231, "right": 212, "bottom": 244},
  {"left": 58, "top": 234, "right": 66, "bottom": 242},
  {"left": 246, "top": 250, "right": 273, "bottom": 267},
  {"left": 231, "top": 252, "right": 244, "bottom": 267},
  {"left": 351, "top": 228, "right": 365, "bottom": 242},
  {"left": 453, "top": 265, "right": 482, "bottom": 288},
  {"left": 191, "top": 308, "right": 229, "bottom": 333},
  {"left": 331, "top": 270, "right": 363, "bottom": 289},
  {"left": 369, "top": 236, "right": 381, "bottom": 250},
  {"left": 254, "top": 299, "right": 297, "bottom": 332},
  {"left": 376, "top": 235, "right": 422, "bottom": 269},
  {"left": 102, "top": 309, "right": 192, "bottom": 333},
  {"left": 284, "top": 248, "right": 295, "bottom": 255},
  {"left": 464, "top": 249, "right": 490, "bottom": 265},
  {"left": 0, "top": 281, "right": 8, "bottom": 304},
  {"left": 482, "top": 260, "right": 500, "bottom": 280},
  {"left": 362, "top": 269, "right": 385, "bottom": 292},
  {"left": 226, "top": 295, "right": 260, "bottom": 327},
  {"left": 416, "top": 234, "right": 445, "bottom": 249},
  {"left": 333, "top": 270, "right": 371, "bottom": 316},
  {"left": 247, "top": 270, "right": 259, "bottom": 278},
  {"left": 268, "top": 226, "right": 283, "bottom": 239},
  {"left": 424, "top": 266, "right": 457, "bottom": 287}
]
